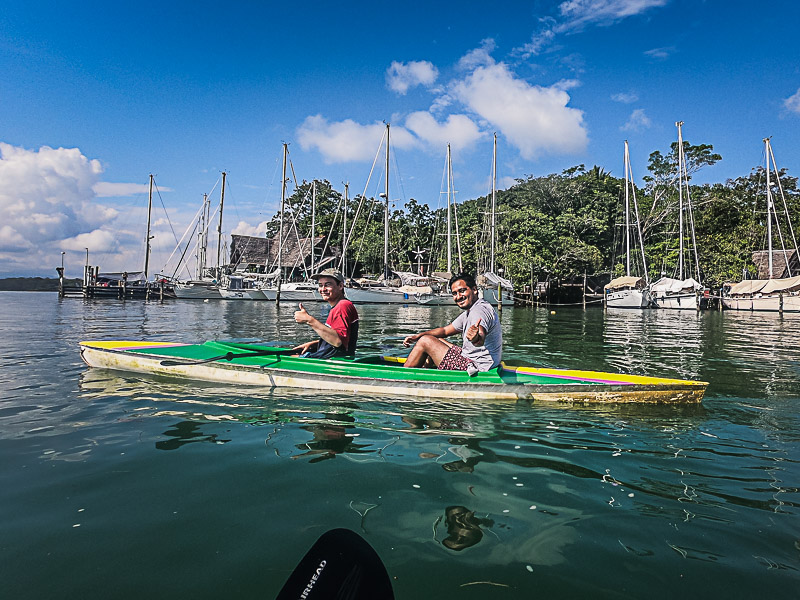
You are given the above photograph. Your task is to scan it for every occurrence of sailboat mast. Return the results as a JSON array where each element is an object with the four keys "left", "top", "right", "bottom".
[
  {"left": 490, "top": 133, "right": 497, "bottom": 274},
  {"left": 624, "top": 141, "right": 631, "bottom": 277},
  {"left": 310, "top": 180, "right": 316, "bottom": 276},
  {"left": 765, "top": 137, "right": 774, "bottom": 278},
  {"left": 144, "top": 174, "right": 154, "bottom": 280},
  {"left": 676, "top": 122, "right": 685, "bottom": 280},
  {"left": 198, "top": 192, "right": 208, "bottom": 279},
  {"left": 277, "top": 144, "right": 288, "bottom": 301},
  {"left": 342, "top": 183, "right": 349, "bottom": 276},
  {"left": 446, "top": 143, "right": 452, "bottom": 273},
  {"left": 216, "top": 172, "right": 226, "bottom": 276},
  {"left": 384, "top": 123, "right": 390, "bottom": 280}
]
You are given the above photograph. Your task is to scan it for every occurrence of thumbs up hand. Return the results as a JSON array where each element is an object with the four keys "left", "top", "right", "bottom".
[
  {"left": 466, "top": 318, "right": 483, "bottom": 344},
  {"left": 294, "top": 302, "right": 311, "bottom": 324}
]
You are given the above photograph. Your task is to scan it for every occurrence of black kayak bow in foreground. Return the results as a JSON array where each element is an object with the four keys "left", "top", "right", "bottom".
[{"left": 276, "top": 528, "right": 394, "bottom": 600}]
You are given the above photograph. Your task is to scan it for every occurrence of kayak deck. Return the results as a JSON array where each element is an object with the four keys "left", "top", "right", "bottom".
[{"left": 79, "top": 340, "right": 708, "bottom": 403}]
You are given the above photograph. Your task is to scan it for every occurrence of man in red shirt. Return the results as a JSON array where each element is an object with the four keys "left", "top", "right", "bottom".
[{"left": 292, "top": 268, "right": 359, "bottom": 358}]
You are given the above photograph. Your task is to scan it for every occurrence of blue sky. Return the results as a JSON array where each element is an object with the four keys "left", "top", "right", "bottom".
[{"left": 2, "top": 0, "right": 799, "bottom": 277}]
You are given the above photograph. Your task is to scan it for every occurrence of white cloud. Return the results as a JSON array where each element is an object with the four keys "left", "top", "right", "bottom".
[
  {"left": 644, "top": 46, "right": 675, "bottom": 60},
  {"left": 297, "top": 115, "right": 417, "bottom": 163},
  {"left": 558, "top": 0, "right": 669, "bottom": 28},
  {"left": 612, "top": 92, "right": 639, "bottom": 103},
  {"left": 783, "top": 88, "right": 800, "bottom": 114},
  {"left": 517, "top": 0, "right": 668, "bottom": 56},
  {"left": 404, "top": 112, "right": 483, "bottom": 152},
  {"left": 386, "top": 60, "right": 439, "bottom": 95},
  {"left": 620, "top": 108, "right": 652, "bottom": 132},
  {"left": 0, "top": 142, "right": 161, "bottom": 276},
  {"left": 62, "top": 229, "right": 119, "bottom": 252},
  {"left": 451, "top": 57, "right": 588, "bottom": 159},
  {"left": 458, "top": 39, "right": 497, "bottom": 70},
  {"left": 230, "top": 220, "right": 268, "bottom": 237}
]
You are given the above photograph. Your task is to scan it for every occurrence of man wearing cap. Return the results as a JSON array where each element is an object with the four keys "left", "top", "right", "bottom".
[
  {"left": 292, "top": 268, "right": 359, "bottom": 359},
  {"left": 402, "top": 272, "right": 501, "bottom": 374}
]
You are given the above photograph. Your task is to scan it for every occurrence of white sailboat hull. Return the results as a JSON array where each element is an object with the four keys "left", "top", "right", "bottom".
[
  {"left": 722, "top": 293, "right": 800, "bottom": 312},
  {"left": 606, "top": 288, "right": 651, "bottom": 309},
  {"left": 415, "top": 292, "right": 451, "bottom": 305},
  {"left": 277, "top": 282, "right": 322, "bottom": 302},
  {"left": 652, "top": 293, "right": 700, "bottom": 310},
  {"left": 219, "top": 288, "right": 266, "bottom": 300},
  {"left": 346, "top": 287, "right": 414, "bottom": 304},
  {"left": 173, "top": 281, "right": 222, "bottom": 299},
  {"left": 481, "top": 287, "right": 514, "bottom": 306}
]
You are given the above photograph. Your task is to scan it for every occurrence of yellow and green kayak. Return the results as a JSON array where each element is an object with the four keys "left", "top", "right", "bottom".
[{"left": 79, "top": 340, "right": 707, "bottom": 403}]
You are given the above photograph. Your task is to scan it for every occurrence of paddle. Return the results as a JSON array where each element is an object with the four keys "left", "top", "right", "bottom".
[
  {"left": 159, "top": 348, "right": 295, "bottom": 367},
  {"left": 275, "top": 528, "right": 394, "bottom": 600}
]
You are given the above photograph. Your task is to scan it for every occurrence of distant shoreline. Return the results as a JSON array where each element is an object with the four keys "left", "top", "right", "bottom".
[{"left": 0, "top": 277, "right": 82, "bottom": 292}]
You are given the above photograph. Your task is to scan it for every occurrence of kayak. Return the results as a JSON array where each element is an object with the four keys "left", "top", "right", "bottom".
[{"left": 79, "top": 340, "right": 707, "bottom": 403}]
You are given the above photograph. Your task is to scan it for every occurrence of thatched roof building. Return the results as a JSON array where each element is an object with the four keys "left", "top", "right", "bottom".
[
  {"left": 229, "top": 234, "right": 337, "bottom": 275},
  {"left": 752, "top": 249, "right": 800, "bottom": 279}
]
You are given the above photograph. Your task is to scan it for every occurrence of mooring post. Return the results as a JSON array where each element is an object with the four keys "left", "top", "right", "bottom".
[
  {"left": 497, "top": 281, "right": 503, "bottom": 315},
  {"left": 583, "top": 272, "right": 587, "bottom": 310}
]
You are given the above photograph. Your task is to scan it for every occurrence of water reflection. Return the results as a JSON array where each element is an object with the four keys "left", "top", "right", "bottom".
[
  {"left": 155, "top": 420, "right": 231, "bottom": 450},
  {"left": 438, "top": 506, "right": 494, "bottom": 551}
]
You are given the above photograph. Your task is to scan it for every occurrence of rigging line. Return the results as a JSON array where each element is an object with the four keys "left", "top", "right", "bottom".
[
  {"left": 450, "top": 153, "right": 464, "bottom": 271},
  {"left": 168, "top": 217, "right": 201, "bottom": 280},
  {"left": 152, "top": 179, "right": 181, "bottom": 248},
  {"left": 318, "top": 189, "right": 344, "bottom": 269},
  {"left": 163, "top": 198, "right": 208, "bottom": 279},
  {"left": 288, "top": 152, "right": 300, "bottom": 189},
  {"left": 768, "top": 141, "right": 800, "bottom": 272},
  {"left": 343, "top": 127, "right": 386, "bottom": 277}
]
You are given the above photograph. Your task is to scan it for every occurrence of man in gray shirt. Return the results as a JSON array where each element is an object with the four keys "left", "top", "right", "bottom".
[{"left": 403, "top": 272, "right": 502, "bottom": 373}]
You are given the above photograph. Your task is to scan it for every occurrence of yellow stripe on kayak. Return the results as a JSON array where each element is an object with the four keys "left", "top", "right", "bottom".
[
  {"left": 80, "top": 340, "right": 189, "bottom": 351},
  {"left": 385, "top": 355, "right": 705, "bottom": 387},
  {"left": 502, "top": 363, "right": 706, "bottom": 386}
]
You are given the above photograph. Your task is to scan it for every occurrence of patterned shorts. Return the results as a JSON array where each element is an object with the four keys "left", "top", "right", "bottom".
[{"left": 438, "top": 345, "right": 474, "bottom": 371}]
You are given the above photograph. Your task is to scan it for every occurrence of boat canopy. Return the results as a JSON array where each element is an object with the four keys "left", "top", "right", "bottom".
[
  {"left": 482, "top": 271, "right": 514, "bottom": 290},
  {"left": 97, "top": 271, "right": 146, "bottom": 283},
  {"left": 761, "top": 275, "right": 800, "bottom": 294},
  {"left": 727, "top": 279, "right": 769, "bottom": 295},
  {"left": 650, "top": 277, "right": 702, "bottom": 294},
  {"left": 604, "top": 275, "right": 645, "bottom": 291}
]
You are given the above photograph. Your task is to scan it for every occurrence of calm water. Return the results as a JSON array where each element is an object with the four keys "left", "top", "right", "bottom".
[{"left": 1, "top": 292, "right": 798, "bottom": 599}]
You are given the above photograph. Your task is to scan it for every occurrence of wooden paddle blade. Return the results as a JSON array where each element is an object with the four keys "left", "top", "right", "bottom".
[{"left": 276, "top": 528, "right": 393, "bottom": 600}]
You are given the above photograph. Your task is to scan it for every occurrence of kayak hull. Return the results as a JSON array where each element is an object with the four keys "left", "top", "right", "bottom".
[{"left": 78, "top": 340, "right": 707, "bottom": 403}]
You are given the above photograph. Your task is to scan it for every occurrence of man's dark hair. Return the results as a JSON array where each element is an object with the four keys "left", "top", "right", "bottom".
[{"left": 449, "top": 272, "right": 477, "bottom": 290}]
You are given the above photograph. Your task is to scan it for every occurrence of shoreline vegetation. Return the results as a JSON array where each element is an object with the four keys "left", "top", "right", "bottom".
[
  {"left": 258, "top": 140, "right": 796, "bottom": 294},
  {"left": 0, "top": 277, "right": 82, "bottom": 292}
]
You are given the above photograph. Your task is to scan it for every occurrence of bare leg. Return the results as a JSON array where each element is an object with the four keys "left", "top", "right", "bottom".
[{"left": 404, "top": 335, "right": 453, "bottom": 368}]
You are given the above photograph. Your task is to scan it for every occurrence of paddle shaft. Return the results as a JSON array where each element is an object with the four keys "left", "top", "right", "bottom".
[{"left": 159, "top": 348, "right": 295, "bottom": 367}]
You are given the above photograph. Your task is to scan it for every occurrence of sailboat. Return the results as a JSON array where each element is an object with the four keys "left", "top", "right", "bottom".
[
  {"left": 722, "top": 138, "right": 800, "bottom": 312},
  {"left": 173, "top": 173, "right": 225, "bottom": 299},
  {"left": 480, "top": 133, "right": 514, "bottom": 306},
  {"left": 415, "top": 143, "right": 463, "bottom": 305},
  {"left": 278, "top": 180, "right": 327, "bottom": 302},
  {"left": 346, "top": 123, "right": 415, "bottom": 304},
  {"left": 650, "top": 121, "right": 704, "bottom": 310},
  {"left": 604, "top": 141, "right": 652, "bottom": 308}
]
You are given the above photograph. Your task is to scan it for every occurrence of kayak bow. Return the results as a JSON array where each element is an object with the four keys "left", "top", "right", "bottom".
[{"left": 78, "top": 340, "right": 707, "bottom": 403}]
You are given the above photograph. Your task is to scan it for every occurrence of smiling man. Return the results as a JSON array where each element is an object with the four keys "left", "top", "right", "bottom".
[
  {"left": 292, "top": 268, "right": 359, "bottom": 358},
  {"left": 403, "top": 272, "right": 502, "bottom": 373}
]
